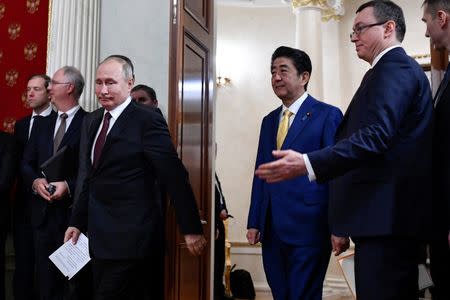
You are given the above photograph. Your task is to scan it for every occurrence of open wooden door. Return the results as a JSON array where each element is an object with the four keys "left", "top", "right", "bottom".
[
  {"left": 430, "top": 40, "right": 449, "bottom": 95},
  {"left": 165, "top": 0, "right": 214, "bottom": 299}
]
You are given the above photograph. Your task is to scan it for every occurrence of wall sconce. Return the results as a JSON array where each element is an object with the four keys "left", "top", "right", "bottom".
[{"left": 216, "top": 76, "right": 231, "bottom": 88}]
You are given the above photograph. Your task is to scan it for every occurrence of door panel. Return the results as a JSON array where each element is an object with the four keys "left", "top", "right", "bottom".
[{"left": 166, "top": 0, "right": 214, "bottom": 299}]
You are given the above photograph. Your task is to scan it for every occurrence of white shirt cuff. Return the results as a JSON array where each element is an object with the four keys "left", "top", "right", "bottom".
[{"left": 303, "top": 154, "right": 316, "bottom": 182}]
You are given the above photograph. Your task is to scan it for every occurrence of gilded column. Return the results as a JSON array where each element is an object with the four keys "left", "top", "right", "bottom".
[
  {"left": 46, "top": 0, "right": 100, "bottom": 111},
  {"left": 290, "top": 0, "right": 343, "bottom": 100}
]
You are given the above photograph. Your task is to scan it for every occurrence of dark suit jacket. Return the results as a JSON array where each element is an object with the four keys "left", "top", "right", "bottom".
[
  {"left": 215, "top": 172, "right": 227, "bottom": 229},
  {"left": 248, "top": 95, "right": 342, "bottom": 246},
  {"left": 22, "top": 108, "right": 87, "bottom": 227},
  {"left": 308, "top": 47, "right": 433, "bottom": 238},
  {"left": 13, "top": 111, "right": 57, "bottom": 221},
  {"left": 433, "top": 67, "right": 450, "bottom": 234},
  {"left": 0, "top": 131, "right": 18, "bottom": 228},
  {"left": 70, "top": 101, "right": 202, "bottom": 259}
]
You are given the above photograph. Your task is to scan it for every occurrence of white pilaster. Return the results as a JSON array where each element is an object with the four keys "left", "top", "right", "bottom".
[
  {"left": 47, "top": 0, "right": 100, "bottom": 111},
  {"left": 293, "top": 5, "right": 324, "bottom": 99}
]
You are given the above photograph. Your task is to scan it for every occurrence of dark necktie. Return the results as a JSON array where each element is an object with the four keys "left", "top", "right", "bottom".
[
  {"left": 434, "top": 64, "right": 450, "bottom": 107},
  {"left": 53, "top": 113, "right": 68, "bottom": 154},
  {"left": 29, "top": 115, "right": 42, "bottom": 138},
  {"left": 93, "top": 112, "right": 112, "bottom": 168}
]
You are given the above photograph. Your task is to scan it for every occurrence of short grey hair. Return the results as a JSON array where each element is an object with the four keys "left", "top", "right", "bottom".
[{"left": 61, "top": 66, "right": 85, "bottom": 100}]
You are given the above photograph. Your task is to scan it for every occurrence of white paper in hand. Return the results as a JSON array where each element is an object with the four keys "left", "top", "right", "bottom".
[{"left": 49, "top": 233, "right": 91, "bottom": 280}]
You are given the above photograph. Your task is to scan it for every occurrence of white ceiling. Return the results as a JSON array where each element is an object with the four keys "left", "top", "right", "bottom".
[{"left": 217, "top": 0, "right": 290, "bottom": 8}]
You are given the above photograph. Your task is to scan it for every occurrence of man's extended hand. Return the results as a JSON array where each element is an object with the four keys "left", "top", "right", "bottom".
[
  {"left": 255, "top": 150, "right": 306, "bottom": 183},
  {"left": 331, "top": 234, "right": 350, "bottom": 256},
  {"left": 246, "top": 228, "right": 260, "bottom": 245},
  {"left": 184, "top": 234, "right": 207, "bottom": 256},
  {"left": 219, "top": 209, "right": 228, "bottom": 221},
  {"left": 64, "top": 226, "right": 81, "bottom": 244}
]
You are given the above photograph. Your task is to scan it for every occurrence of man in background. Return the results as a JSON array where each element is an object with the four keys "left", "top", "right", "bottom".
[
  {"left": 247, "top": 46, "right": 342, "bottom": 299},
  {"left": 131, "top": 84, "right": 158, "bottom": 108},
  {"left": 0, "top": 131, "right": 18, "bottom": 300},
  {"left": 13, "top": 74, "right": 55, "bottom": 300},
  {"left": 214, "top": 171, "right": 229, "bottom": 300},
  {"left": 131, "top": 81, "right": 164, "bottom": 299},
  {"left": 256, "top": 2, "right": 433, "bottom": 299},
  {"left": 421, "top": 1, "right": 450, "bottom": 298},
  {"left": 22, "top": 66, "right": 87, "bottom": 300}
]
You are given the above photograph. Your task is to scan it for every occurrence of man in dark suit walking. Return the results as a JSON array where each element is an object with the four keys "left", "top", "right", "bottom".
[
  {"left": 22, "top": 66, "right": 87, "bottom": 300},
  {"left": 64, "top": 56, "right": 206, "bottom": 300},
  {"left": 0, "top": 131, "right": 18, "bottom": 300},
  {"left": 421, "top": 1, "right": 450, "bottom": 298},
  {"left": 13, "top": 73, "right": 54, "bottom": 300},
  {"left": 247, "top": 46, "right": 342, "bottom": 299},
  {"left": 255, "top": 1, "right": 433, "bottom": 299}
]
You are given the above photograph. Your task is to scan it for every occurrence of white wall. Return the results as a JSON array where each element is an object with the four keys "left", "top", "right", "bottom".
[
  {"left": 99, "top": 0, "right": 170, "bottom": 115},
  {"left": 216, "top": 5, "right": 295, "bottom": 243}
]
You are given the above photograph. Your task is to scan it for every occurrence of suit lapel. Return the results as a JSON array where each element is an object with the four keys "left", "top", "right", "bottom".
[
  {"left": 58, "top": 109, "right": 85, "bottom": 149},
  {"left": 337, "top": 68, "right": 374, "bottom": 134},
  {"left": 271, "top": 106, "right": 282, "bottom": 150},
  {"left": 45, "top": 113, "right": 58, "bottom": 158},
  {"left": 434, "top": 66, "right": 450, "bottom": 108},
  {"left": 94, "top": 102, "right": 135, "bottom": 169},
  {"left": 282, "top": 96, "right": 315, "bottom": 149}
]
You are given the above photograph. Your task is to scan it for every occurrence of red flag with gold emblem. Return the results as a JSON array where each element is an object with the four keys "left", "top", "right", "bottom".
[{"left": 0, "top": 0, "right": 49, "bottom": 133}]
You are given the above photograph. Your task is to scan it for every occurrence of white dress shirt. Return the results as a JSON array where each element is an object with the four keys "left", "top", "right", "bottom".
[
  {"left": 29, "top": 105, "right": 53, "bottom": 138},
  {"left": 53, "top": 105, "right": 81, "bottom": 138},
  {"left": 90, "top": 97, "right": 132, "bottom": 162}
]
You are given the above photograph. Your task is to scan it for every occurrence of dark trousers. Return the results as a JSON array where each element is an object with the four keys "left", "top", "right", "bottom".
[
  {"left": 92, "top": 258, "right": 154, "bottom": 300},
  {"left": 13, "top": 212, "right": 36, "bottom": 300},
  {"left": 33, "top": 217, "right": 67, "bottom": 300},
  {"left": 429, "top": 236, "right": 450, "bottom": 300},
  {"left": 262, "top": 226, "right": 331, "bottom": 300},
  {"left": 214, "top": 220, "right": 226, "bottom": 299},
  {"left": 65, "top": 262, "right": 93, "bottom": 300},
  {"left": 0, "top": 226, "right": 7, "bottom": 300},
  {"left": 353, "top": 236, "right": 420, "bottom": 300}
]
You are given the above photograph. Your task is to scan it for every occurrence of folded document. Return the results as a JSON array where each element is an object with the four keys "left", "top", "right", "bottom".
[{"left": 49, "top": 233, "right": 91, "bottom": 280}]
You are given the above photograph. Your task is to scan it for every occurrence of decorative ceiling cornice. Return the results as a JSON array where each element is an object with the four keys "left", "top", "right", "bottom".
[{"left": 290, "top": 0, "right": 344, "bottom": 21}]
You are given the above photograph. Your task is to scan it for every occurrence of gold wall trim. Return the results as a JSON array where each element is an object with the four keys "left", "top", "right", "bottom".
[{"left": 292, "top": 0, "right": 344, "bottom": 22}]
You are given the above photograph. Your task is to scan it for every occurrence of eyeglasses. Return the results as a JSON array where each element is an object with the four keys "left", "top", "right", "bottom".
[
  {"left": 50, "top": 80, "right": 71, "bottom": 85},
  {"left": 350, "top": 21, "right": 387, "bottom": 39}
]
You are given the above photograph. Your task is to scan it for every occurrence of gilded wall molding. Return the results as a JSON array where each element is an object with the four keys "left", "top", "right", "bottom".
[{"left": 290, "top": 0, "right": 344, "bottom": 21}]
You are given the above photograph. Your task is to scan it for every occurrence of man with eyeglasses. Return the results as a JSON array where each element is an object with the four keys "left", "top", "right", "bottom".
[
  {"left": 22, "top": 66, "right": 87, "bottom": 300},
  {"left": 421, "top": 1, "right": 450, "bottom": 299},
  {"left": 12, "top": 74, "right": 55, "bottom": 300},
  {"left": 254, "top": 1, "right": 433, "bottom": 299}
]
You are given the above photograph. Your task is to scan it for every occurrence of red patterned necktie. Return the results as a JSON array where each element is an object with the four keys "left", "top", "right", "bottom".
[{"left": 93, "top": 112, "right": 112, "bottom": 168}]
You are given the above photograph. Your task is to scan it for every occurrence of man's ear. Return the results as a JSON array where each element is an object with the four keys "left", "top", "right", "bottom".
[
  {"left": 300, "top": 71, "right": 310, "bottom": 86},
  {"left": 437, "top": 10, "right": 449, "bottom": 28},
  {"left": 384, "top": 20, "right": 396, "bottom": 38},
  {"left": 67, "top": 83, "right": 75, "bottom": 95}
]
